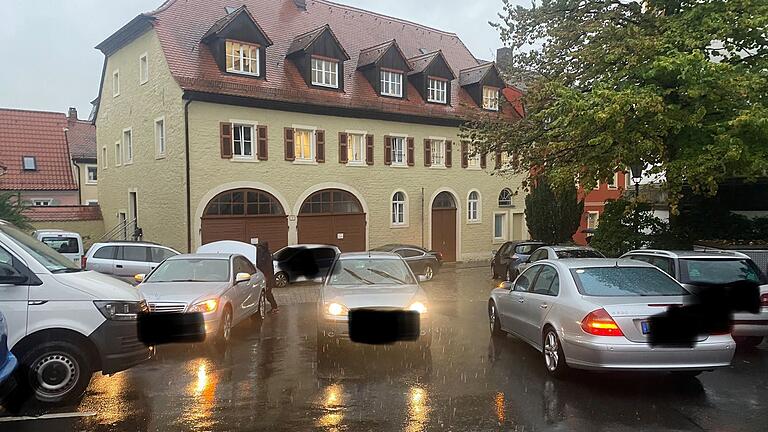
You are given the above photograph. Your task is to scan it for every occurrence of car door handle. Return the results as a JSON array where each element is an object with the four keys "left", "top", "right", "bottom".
[
  {"left": 116, "top": 264, "right": 123, "bottom": 268},
  {"left": 540, "top": 303, "right": 548, "bottom": 309},
  {"left": 517, "top": 298, "right": 525, "bottom": 303}
]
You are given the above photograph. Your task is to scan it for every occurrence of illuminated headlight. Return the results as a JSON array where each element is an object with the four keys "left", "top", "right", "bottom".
[
  {"left": 326, "top": 303, "right": 348, "bottom": 316},
  {"left": 93, "top": 301, "right": 144, "bottom": 320},
  {"left": 408, "top": 302, "right": 427, "bottom": 314},
  {"left": 189, "top": 299, "right": 219, "bottom": 313}
]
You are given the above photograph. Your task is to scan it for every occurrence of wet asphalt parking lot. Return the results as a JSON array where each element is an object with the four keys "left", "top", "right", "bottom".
[{"left": 1, "top": 266, "right": 767, "bottom": 431}]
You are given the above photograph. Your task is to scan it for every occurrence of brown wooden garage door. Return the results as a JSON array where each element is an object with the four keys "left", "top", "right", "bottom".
[
  {"left": 201, "top": 189, "right": 288, "bottom": 249},
  {"left": 431, "top": 191, "right": 457, "bottom": 262},
  {"left": 297, "top": 189, "right": 366, "bottom": 252}
]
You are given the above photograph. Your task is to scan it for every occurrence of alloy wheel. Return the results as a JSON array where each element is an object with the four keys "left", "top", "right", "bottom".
[
  {"left": 544, "top": 331, "right": 559, "bottom": 371},
  {"left": 274, "top": 273, "right": 288, "bottom": 288},
  {"left": 489, "top": 305, "right": 497, "bottom": 334},
  {"left": 223, "top": 311, "right": 233, "bottom": 341},
  {"left": 424, "top": 266, "right": 434, "bottom": 281}
]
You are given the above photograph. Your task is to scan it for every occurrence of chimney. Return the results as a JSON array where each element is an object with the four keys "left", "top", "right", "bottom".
[
  {"left": 67, "top": 107, "right": 78, "bottom": 124},
  {"left": 496, "top": 47, "right": 513, "bottom": 73},
  {"left": 293, "top": 0, "right": 307, "bottom": 11}
]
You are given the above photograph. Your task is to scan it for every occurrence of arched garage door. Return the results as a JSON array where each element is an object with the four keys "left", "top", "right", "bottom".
[
  {"left": 201, "top": 189, "right": 288, "bottom": 249},
  {"left": 298, "top": 189, "right": 366, "bottom": 252}
]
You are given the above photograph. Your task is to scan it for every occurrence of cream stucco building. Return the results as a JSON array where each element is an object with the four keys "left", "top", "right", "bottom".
[{"left": 94, "top": 0, "right": 528, "bottom": 261}]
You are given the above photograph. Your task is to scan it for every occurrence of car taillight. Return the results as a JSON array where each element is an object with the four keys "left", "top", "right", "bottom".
[
  {"left": 761, "top": 293, "right": 768, "bottom": 307},
  {"left": 81, "top": 256, "right": 87, "bottom": 269},
  {"left": 581, "top": 308, "right": 624, "bottom": 336}
]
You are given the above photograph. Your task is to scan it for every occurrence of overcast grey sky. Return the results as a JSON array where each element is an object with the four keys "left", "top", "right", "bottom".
[{"left": 0, "top": 0, "right": 523, "bottom": 118}]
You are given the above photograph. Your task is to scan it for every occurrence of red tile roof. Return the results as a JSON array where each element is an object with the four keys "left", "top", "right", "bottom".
[
  {"left": 140, "top": 0, "right": 519, "bottom": 121},
  {"left": 23, "top": 205, "right": 103, "bottom": 222},
  {"left": 0, "top": 108, "right": 78, "bottom": 191},
  {"left": 66, "top": 119, "right": 97, "bottom": 160}
]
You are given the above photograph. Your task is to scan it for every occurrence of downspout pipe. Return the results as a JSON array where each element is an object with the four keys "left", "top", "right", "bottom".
[
  {"left": 184, "top": 98, "right": 193, "bottom": 253},
  {"left": 73, "top": 160, "right": 83, "bottom": 205}
]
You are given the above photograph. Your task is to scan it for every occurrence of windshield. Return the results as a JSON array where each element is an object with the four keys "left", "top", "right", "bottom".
[
  {"left": 327, "top": 258, "right": 415, "bottom": 286},
  {"left": 145, "top": 258, "right": 230, "bottom": 283},
  {"left": 572, "top": 266, "right": 689, "bottom": 296},
  {"left": 0, "top": 224, "right": 80, "bottom": 272},
  {"left": 556, "top": 249, "right": 604, "bottom": 259},
  {"left": 679, "top": 258, "right": 767, "bottom": 285}
]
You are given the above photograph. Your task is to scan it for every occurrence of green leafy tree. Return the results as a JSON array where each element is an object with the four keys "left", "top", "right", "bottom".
[
  {"left": 0, "top": 191, "right": 32, "bottom": 230},
  {"left": 463, "top": 0, "right": 768, "bottom": 211},
  {"left": 590, "top": 198, "right": 680, "bottom": 257},
  {"left": 524, "top": 179, "right": 584, "bottom": 243}
]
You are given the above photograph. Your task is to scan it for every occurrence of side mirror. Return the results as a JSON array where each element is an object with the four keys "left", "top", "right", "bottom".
[
  {"left": 235, "top": 272, "right": 251, "bottom": 283},
  {"left": 418, "top": 275, "right": 428, "bottom": 283},
  {"left": 134, "top": 274, "right": 145, "bottom": 283},
  {"left": 0, "top": 274, "right": 28, "bottom": 285},
  {"left": 497, "top": 281, "right": 512, "bottom": 290}
]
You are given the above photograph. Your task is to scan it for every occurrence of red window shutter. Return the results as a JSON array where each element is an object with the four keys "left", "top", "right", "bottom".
[
  {"left": 424, "top": 139, "right": 431, "bottom": 167},
  {"left": 366, "top": 134, "right": 374, "bottom": 165},
  {"left": 446, "top": 140, "right": 453, "bottom": 168},
  {"left": 257, "top": 125, "right": 268, "bottom": 160},
  {"left": 384, "top": 136, "right": 392, "bottom": 165},
  {"left": 461, "top": 141, "right": 468, "bottom": 168},
  {"left": 480, "top": 151, "right": 487, "bottom": 169},
  {"left": 284, "top": 128, "right": 295, "bottom": 161},
  {"left": 407, "top": 137, "right": 415, "bottom": 166},
  {"left": 338, "top": 132, "right": 348, "bottom": 164},
  {"left": 495, "top": 150, "right": 502, "bottom": 169},
  {"left": 316, "top": 130, "right": 325, "bottom": 162},
  {"left": 220, "top": 122, "right": 232, "bottom": 159}
]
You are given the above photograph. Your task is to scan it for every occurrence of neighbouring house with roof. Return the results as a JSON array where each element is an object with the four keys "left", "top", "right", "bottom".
[
  {"left": 572, "top": 172, "right": 632, "bottom": 245},
  {"left": 0, "top": 107, "right": 104, "bottom": 242},
  {"left": 93, "top": 0, "right": 528, "bottom": 260}
]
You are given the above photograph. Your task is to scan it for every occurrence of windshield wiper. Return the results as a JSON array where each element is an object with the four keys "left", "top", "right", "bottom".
[
  {"left": 170, "top": 279, "right": 201, "bottom": 282},
  {"left": 367, "top": 268, "right": 406, "bottom": 284},
  {"left": 344, "top": 269, "right": 374, "bottom": 285},
  {"left": 51, "top": 268, "right": 82, "bottom": 273}
]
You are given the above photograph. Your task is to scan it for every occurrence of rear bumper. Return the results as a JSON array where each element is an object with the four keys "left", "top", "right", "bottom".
[
  {"left": 90, "top": 319, "right": 152, "bottom": 375},
  {"left": 732, "top": 310, "right": 768, "bottom": 336},
  {"left": 562, "top": 337, "right": 735, "bottom": 371}
]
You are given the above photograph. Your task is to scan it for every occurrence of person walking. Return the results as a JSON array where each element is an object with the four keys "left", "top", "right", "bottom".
[{"left": 255, "top": 241, "right": 279, "bottom": 314}]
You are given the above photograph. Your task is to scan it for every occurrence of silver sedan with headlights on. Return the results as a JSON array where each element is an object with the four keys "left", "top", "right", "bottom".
[
  {"left": 488, "top": 259, "right": 735, "bottom": 378},
  {"left": 318, "top": 252, "right": 431, "bottom": 348},
  {"left": 135, "top": 253, "right": 267, "bottom": 348}
]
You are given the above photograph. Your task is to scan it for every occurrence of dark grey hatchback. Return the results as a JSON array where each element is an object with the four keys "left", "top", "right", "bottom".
[{"left": 370, "top": 244, "right": 442, "bottom": 281}]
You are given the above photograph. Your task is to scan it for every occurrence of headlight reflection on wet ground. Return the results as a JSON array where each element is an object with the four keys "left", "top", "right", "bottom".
[
  {"left": 317, "top": 383, "right": 344, "bottom": 430},
  {"left": 405, "top": 385, "right": 430, "bottom": 432},
  {"left": 180, "top": 358, "right": 219, "bottom": 431}
]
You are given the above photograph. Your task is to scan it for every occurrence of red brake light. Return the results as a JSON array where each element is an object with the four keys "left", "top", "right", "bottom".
[
  {"left": 581, "top": 308, "right": 624, "bottom": 336},
  {"left": 81, "top": 256, "right": 87, "bottom": 269},
  {"left": 761, "top": 293, "right": 768, "bottom": 308}
]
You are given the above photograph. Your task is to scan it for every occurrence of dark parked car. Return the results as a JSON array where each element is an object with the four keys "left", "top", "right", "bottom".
[
  {"left": 491, "top": 240, "right": 546, "bottom": 281},
  {"left": 272, "top": 244, "right": 341, "bottom": 287},
  {"left": 370, "top": 244, "right": 442, "bottom": 281},
  {"left": 514, "top": 245, "right": 605, "bottom": 275}
]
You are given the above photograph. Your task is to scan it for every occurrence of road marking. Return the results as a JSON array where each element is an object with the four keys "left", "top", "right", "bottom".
[{"left": 0, "top": 411, "right": 96, "bottom": 422}]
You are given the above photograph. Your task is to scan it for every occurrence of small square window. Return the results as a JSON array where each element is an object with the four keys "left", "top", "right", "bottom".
[
  {"left": 294, "top": 129, "right": 315, "bottom": 161},
  {"left": 32, "top": 199, "right": 52, "bottom": 207},
  {"left": 232, "top": 124, "right": 255, "bottom": 159},
  {"left": 22, "top": 156, "right": 36, "bottom": 170},
  {"left": 427, "top": 78, "right": 447, "bottom": 103},
  {"left": 139, "top": 53, "right": 149, "bottom": 84},
  {"left": 380, "top": 70, "right": 403, "bottom": 97},
  {"left": 86, "top": 165, "right": 98, "bottom": 184},
  {"left": 482, "top": 86, "right": 499, "bottom": 111},
  {"left": 347, "top": 133, "right": 365, "bottom": 164},
  {"left": 226, "top": 40, "right": 260, "bottom": 76},
  {"left": 311, "top": 57, "right": 339, "bottom": 88},
  {"left": 112, "top": 70, "right": 120, "bottom": 97},
  {"left": 391, "top": 137, "right": 406, "bottom": 165},
  {"left": 431, "top": 140, "right": 446, "bottom": 167}
]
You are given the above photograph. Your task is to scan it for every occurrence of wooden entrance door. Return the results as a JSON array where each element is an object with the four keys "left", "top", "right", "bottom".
[{"left": 431, "top": 191, "right": 457, "bottom": 262}]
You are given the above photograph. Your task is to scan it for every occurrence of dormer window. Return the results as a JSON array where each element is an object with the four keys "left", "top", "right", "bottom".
[
  {"left": 483, "top": 86, "right": 499, "bottom": 111},
  {"left": 311, "top": 57, "right": 339, "bottom": 88},
  {"left": 427, "top": 77, "right": 448, "bottom": 104},
  {"left": 226, "top": 40, "right": 260, "bottom": 76},
  {"left": 380, "top": 70, "right": 403, "bottom": 97}
]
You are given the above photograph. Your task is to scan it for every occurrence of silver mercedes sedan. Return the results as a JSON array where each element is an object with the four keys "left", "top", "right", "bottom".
[
  {"left": 317, "top": 252, "right": 431, "bottom": 347},
  {"left": 136, "top": 253, "right": 267, "bottom": 347},
  {"left": 488, "top": 259, "right": 735, "bottom": 377}
]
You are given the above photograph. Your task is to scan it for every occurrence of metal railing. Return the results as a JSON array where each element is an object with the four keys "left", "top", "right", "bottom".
[{"left": 99, "top": 217, "right": 138, "bottom": 242}]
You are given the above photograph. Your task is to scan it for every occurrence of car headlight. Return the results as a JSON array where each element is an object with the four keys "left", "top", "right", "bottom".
[
  {"left": 189, "top": 299, "right": 219, "bottom": 313},
  {"left": 326, "top": 303, "right": 348, "bottom": 316},
  {"left": 409, "top": 301, "right": 427, "bottom": 314},
  {"left": 94, "top": 300, "right": 145, "bottom": 320}
]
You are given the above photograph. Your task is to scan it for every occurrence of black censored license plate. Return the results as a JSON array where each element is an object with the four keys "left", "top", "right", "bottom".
[{"left": 348, "top": 308, "right": 420, "bottom": 345}]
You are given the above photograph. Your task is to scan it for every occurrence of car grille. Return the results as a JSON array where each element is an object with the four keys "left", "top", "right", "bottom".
[{"left": 148, "top": 302, "right": 187, "bottom": 313}]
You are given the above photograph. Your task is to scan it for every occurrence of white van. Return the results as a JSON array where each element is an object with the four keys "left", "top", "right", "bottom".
[
  {"left": 33, "top": 230, "right": 84, "bottom": 268},
  {"left": 0, "top": 220, "right": 151, "bottom": 404}
]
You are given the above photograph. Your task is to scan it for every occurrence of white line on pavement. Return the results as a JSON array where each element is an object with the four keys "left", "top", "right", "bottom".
[{"left": 0, "top": 411, "right": 97, "bottom": 422}]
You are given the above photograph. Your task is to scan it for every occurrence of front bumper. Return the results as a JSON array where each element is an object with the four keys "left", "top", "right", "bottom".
[
  {"left": 562, "top": 336, "right": 735, "bottom": 371},
  {"left": 318, "top": 314, "right": 432, "bottom": 340},
  {"left": 90, "top": 319, "right": 153, "bottom": 375}
]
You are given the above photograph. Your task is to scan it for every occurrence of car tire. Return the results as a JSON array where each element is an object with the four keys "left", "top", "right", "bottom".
[
  {"left": 274, "top": 272, "right": 288, "bottom": 288},
  {"left": 15, "top": 340, "right": 93, "bottom": 404},
  {"left": 542, "top": 328, "right": 569, "bottom": 378},
  {"left": 734, "top": 336, "right": 764, "bottom": 347},
  {"left": 423, "top": 265, "right": 435, "bottom": 281},
  {"left": 489, "top": 301, "right": 504, "bottom": 336},
  {"left": 216, "top": 306, "right": 233, "bottom": 347},
  {"left": 251, "top": 291, "right": 267, "bottom": 322}
]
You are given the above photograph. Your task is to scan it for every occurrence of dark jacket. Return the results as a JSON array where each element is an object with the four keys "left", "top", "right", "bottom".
[{"left": 255, "top": 243, "right": 274, "bottom": 288}]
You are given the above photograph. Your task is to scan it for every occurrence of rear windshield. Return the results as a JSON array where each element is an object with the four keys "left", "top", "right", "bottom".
[
  {"left": 273, "top": 247, "right": 298, "bottom": 261},
  {"left": 556, "top": 249, "right": 604, "bottom": 259},
  {"left": 515, "top": 244, "right": 543, "bottom": 255},
  {"left": 41, "top": 237, "right": 80, "bottom": 254},
  {"left": 679, "top": 258, "right": 767, "bottom": 285},
  {"left": 571, "top": 266, "right": 689, "bottom": 296}
]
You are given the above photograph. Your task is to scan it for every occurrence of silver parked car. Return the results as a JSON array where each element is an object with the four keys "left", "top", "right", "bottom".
[
  {"left": 621, "top": 250, "right": 768, "bottom": 347},
  {"left": 136, "top": 253, "right": 267, "bottom": 347},
  {"left": 85, "top": 241, "right": 180, "bottom": 278},
  {"left": 515, "top": 245, "right": 604, "bottom": 275},
  {"left": 488, "top": 259, "right": 735, "bottom": 377},
  {"left": 318, "top": 252, "right": 431, "bottom": 347}
]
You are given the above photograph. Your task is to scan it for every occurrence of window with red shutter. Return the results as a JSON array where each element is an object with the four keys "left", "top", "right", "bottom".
[
  {"left": 366, "top": 134, "right": 374, "bottom": 165},
  {"left": 220, "top": 122, "right": 233, "bottom": 159},
  {"left": 446, "top": 140, "right": 453, "bottom": 167},
  {"left": 284, "top": 128, "right": 295, "bottom": 161},
  {"left": 316, "top": 130, "right": 325, "bottom": 162},
  {"left": 424, "top": 139, "right": 431, "bottom": 167},
  {"left": 407, "top": 137, "right": 415, "bottom": 166},
  {"left": 257, "top": 125, "right": 268, "bottom": 160},
  {"left": 339, "top": 132, "right": 348, "bottom": 164},
  {"left": 384, "top": 136, "right": 392, "bottom": 165}
]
